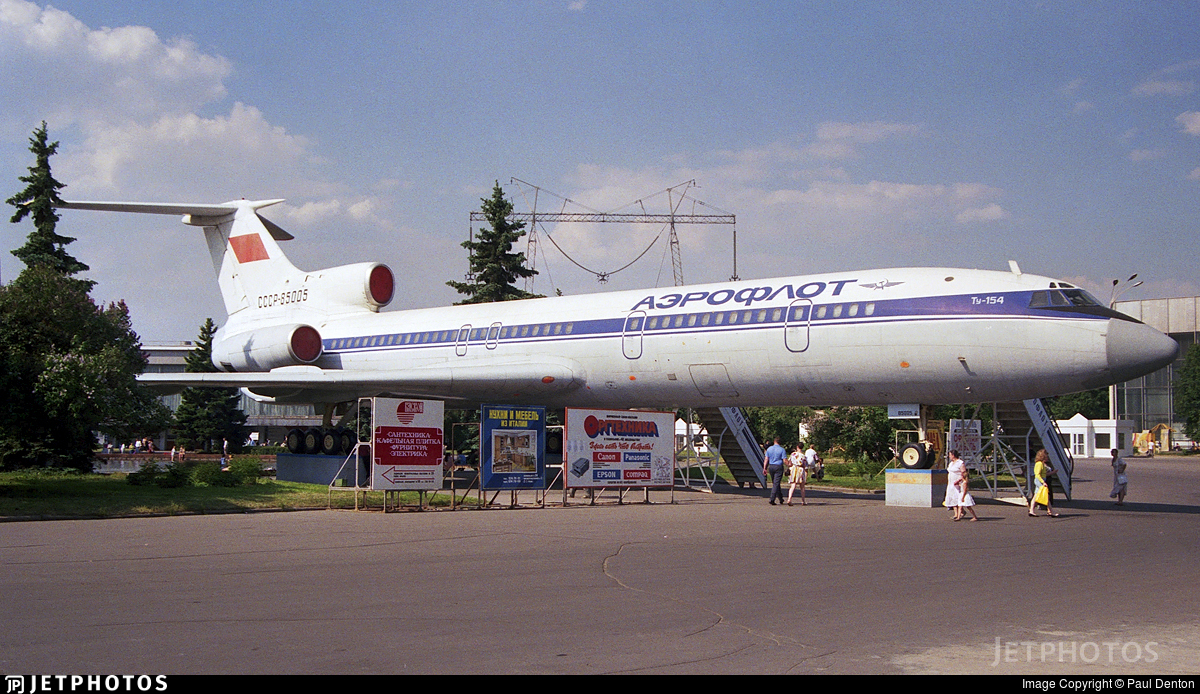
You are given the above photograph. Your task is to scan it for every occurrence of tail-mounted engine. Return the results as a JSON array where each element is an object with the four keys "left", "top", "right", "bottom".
[
  {"left": 306, "top": 262, "right": 394, "bottom": 312},
  {"left": 213, "top": 323, "right": 323, "bottom": 372}
]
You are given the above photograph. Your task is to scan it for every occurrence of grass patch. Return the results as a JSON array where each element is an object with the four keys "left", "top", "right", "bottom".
[
  {"left": 0, "top": 469, "right": 477, "bottom": 519},
  {"left": 673, "top": 459, "right": 886, "bottom": 491},
  {"left": 676, "top": 462, "right": 736, "bottom": 485}
]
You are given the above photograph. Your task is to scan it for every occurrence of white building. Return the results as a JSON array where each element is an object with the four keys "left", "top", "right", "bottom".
[{"left": 1055, "top": 413, "right": 1136, "bottom": 458}]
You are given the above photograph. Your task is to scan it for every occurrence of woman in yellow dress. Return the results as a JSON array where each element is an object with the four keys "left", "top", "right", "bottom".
[{"left": 1028, "top": 449, "right": 1059, "bottom": 517}]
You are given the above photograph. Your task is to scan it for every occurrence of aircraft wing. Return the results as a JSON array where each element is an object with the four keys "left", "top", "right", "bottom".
[{"left": 139, "top": 358, "right": 587, "bottom": 403}]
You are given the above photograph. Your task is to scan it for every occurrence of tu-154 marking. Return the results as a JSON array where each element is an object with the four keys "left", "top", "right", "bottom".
[{"left": 60, "top": 198, "right": 1177, "bottom": 414}]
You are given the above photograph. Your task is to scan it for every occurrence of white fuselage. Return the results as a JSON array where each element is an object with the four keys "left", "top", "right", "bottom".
[
  {"left": 61, "top": 199, "right": 1177, "bottom": 410},
  {"left": 223, "top": 265, "right": 1168, "bottom": 408}
]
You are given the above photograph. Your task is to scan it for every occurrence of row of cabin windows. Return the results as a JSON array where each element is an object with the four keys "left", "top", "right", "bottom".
[
  {"left": 327, "top": 300, "right": 882, "bottom": 351},
  {"left": 626, "top": 303, "right": 877, "bottom": 332},
  {"left": 329, "top": 322, "right": 577, "bottom": 350}
]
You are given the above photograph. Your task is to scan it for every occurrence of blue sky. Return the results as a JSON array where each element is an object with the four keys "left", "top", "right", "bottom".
[{"left": 2, "top": 0, "right": 1198, "bottom": 341}]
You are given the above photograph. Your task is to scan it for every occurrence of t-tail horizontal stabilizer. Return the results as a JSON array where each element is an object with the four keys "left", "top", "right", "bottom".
[{"left": 58, "top": 199, "right": 293, "bottom": 239}]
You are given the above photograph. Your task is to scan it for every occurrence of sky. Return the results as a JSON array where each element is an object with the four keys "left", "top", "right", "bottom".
[{"left": 2, "top": 0, "right": 1198, "bottom": 342}]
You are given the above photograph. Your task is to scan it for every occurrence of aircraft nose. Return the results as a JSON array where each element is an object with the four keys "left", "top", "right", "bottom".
[{"left": 1106, "top": 319, "right": 1179, "bottom": 383}]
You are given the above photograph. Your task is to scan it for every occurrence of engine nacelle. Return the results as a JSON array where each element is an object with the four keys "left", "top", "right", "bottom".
[
  {"left": 212, "top": 324, "right": 323, "bottom": 372},
  {"left": 306, "top": 262, "right": 393, "bottom": 312}
]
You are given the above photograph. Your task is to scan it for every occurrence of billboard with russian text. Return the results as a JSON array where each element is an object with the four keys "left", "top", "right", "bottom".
[
  {"left": 372, "top": 398, "right": 444, "bottom": 490},
  {"left": 564, "top": 408, "right": 675, "bottom": 488}
]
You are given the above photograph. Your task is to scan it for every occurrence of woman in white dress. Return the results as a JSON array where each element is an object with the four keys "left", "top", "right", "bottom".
[
  {"left": 943, "top": 450, "right": 962, "bottom": 515},
  {"left": 1110, "top": 448, "right": 1128, "bottom": 505},
  {"left": 947, "top": 450, "right": 978, "bottom": 521}
]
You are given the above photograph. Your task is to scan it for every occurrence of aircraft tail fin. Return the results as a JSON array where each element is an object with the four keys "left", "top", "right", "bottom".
[
  {"left": 61, "top": 199, "right": 302, "bottom": 316},
  {"left": 60, "top": 199, "right": 394, "bottom": 324}
]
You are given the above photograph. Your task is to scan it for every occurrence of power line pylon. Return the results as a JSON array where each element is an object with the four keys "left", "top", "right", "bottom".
[{"left": 472, "top": 179, "right": 736, "bottom": 291}]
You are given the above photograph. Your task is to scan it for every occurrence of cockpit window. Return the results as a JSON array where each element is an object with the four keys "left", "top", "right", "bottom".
[
  {"left": 1029, "top": 287, "right": 1139, "bottom": 323},
  {"left": 1029, "top": 289, "right": 1101, "bottom": 308},
  {"left": 1062, "top": 289, "right": 1102, "bottom": 307}
]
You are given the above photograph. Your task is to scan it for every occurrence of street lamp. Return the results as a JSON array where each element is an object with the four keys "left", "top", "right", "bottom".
[{"left": 1109, "top": 273, "right": 1143, "bottom": 308}]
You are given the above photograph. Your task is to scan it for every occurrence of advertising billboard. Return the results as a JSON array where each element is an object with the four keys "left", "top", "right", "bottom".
[
  {"left": 481, "top": 405, "right": 546, "bottom": 489},
  {"left": 372, "top": 398, "right": 444, "bottom": 490},
  {"left": 948, "top": 419, "right": 982, "bottom": 464},
  {"left": 564, "top": 408, "right": 675, "bottom": 488}
]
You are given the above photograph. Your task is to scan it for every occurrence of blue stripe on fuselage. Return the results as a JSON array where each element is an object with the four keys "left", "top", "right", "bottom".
[{"left": 320, "top": 289, "right": 1103, "bottom": 354}]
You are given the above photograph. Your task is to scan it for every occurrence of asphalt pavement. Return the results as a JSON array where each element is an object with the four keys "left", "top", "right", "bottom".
[{"left": 2, "top": 455, "right": 1197, "bottom": 674}]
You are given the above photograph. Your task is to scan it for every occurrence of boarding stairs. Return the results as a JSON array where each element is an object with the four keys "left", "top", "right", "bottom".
[
  {"left": 988, "top": 399, "right": 1073, "bottom": 501},
  {"left": 694, "top": 407, "right": 765, "bottom": 488}
]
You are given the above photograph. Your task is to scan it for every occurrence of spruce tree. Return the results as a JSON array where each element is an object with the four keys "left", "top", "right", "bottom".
[
  {"left": 172, "top": 318, "right": 247, "bottom": 453},
  {"left": 6, "top": 122, "right": 90, "bottom": 280},
  {"left": 1, "top": 122, "right": 167, "bottom": 469},
  {"left": 446, "top": 182, "right": 540, "bottom": 304}
]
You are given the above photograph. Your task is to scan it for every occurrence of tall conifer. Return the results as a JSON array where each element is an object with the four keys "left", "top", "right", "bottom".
[
  {"left": 447, "top": 182, "right": 540, "bottom": 304},
  {"left": 172, "top": 318, "right": 247, "bottom": 453},
  {"left": 6, "top": 122, "right": 90, "bottom": 280}
]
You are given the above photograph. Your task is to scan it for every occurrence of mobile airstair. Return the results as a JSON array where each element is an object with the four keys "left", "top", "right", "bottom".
[{"left": 694, "top": 407, "right": 765, "bottom": 489}]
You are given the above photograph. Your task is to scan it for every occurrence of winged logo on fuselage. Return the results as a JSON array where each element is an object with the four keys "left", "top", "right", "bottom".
[{"left": 861, "top": 279, "right": 904, "bottom": 290}]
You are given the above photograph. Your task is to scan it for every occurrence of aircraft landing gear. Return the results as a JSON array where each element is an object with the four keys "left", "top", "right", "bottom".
[
  {"left": 285, "top": 426, "right": 356, "bottom": 455},
  {"left": 285, "top": 428, "right": 305, "bottom": 454},
  {"left": 898, "top": 442, "right": 936, "bottom": 469}
]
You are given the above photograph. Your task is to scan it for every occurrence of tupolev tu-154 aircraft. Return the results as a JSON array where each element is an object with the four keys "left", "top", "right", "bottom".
[{"left": 62, "top": 198, "right": 1177, "bottom": 438}]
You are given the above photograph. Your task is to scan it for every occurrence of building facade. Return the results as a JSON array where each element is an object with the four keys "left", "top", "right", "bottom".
[
  {"left": 1111, "top": 297, "right": 1198, "bottom": 443},
  {"left": 143, "top": 343, "right": 321, "bottom": 447}
]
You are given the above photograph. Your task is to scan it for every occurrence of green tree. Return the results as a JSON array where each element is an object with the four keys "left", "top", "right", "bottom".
[
  {"left": 6, "top": 122, "right": 90, "bottom": 280},
  {"left": 1048, "top": 388, "right": 1109, "bottom": 421},
  {"left": 446, "top": 182, "right": 540, "bottom": 304},
  {"left": 1175, "top": 345, "right": 1200, "bottom": 441},
  {"left": 0, "top": 266, "right": 170, "bottom": 469},
  {"left": 801, "top": 406, "right": 897, "bottom": 461},
  {"left": 172, "top": 318, "right": 247, "bottom": 453},
  {"left": 2, "top": 123, "right": 166, "bottom": 469},
  {"left": 743, "top": 406, "right": 815, "bottom": 450}
]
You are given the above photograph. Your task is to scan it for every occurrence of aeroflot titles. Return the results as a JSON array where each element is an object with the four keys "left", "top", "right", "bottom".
[{"left": 629, "top": 278, "right": 858, "bottom": 311}]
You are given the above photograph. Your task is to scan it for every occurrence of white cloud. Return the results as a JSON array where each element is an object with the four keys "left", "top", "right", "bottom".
[
  {"left": 0, "top": 0, "right": 230, "bottom": 128},
  {"left": 64, "top": 103, "right": 314, "bottom": 199},
  {"left": 807, "top": 121, "right": 922, "bottom": 159},
  {"left": 1132, "top": 79, "right": 1195, "bottom": 97},
  {"left": 1177, "top": 112, "right": 1200, "bottom": 137},
  {"left": 955, "top": 203, "right": 1009, "bottom": 224},
  {"left": 1128, "top": 148, "right": 1166, "bottom": 162},
  {"left": 1059, "top": 78, "right": 1084, "bottom": 96},
  {"left": 1133, "top": 61, "right": 1200, "bottom": 98},
  {"left": 1188, "top": 168, "right": 1200, "bottom": 181},
  {"left": 539, "top": 143, "right": 1009, "bottom": 293},
  {"left": 0, "top": 0, "right": 417, "bottom": 339}
]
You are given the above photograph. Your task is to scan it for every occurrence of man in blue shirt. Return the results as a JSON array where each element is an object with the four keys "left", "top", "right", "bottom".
[{"left": 763, "top": 437, "right": 787, "bottom": 505}]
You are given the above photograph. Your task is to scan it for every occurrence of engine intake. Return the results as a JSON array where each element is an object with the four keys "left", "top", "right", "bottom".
[
  {"left": 306, "top": 262, "right": 394, "bottom": 312},
  {"left": 213, "top": 323, "right": 323, "bottom": 372}
]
